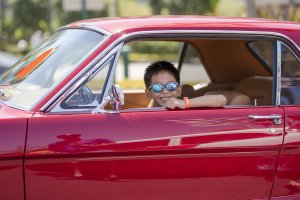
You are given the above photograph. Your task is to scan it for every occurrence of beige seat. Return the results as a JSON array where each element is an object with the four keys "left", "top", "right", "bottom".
[
  {"left": 234, "top": 76, "right": 273, "bottom": 106},
  {"left": 205, "top": 90, "right": 251, "bottom": 105}
]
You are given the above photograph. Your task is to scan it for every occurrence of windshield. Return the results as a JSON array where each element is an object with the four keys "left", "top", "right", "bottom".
[{"left": 0, "top": 29, "right": 104, "bottom": 110}]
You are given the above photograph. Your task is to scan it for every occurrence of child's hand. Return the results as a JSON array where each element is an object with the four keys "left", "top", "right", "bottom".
[{"left": 165, "top": 97, "right": 186, "bottom": 109}]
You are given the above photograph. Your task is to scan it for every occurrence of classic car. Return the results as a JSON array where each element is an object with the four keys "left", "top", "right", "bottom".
[{"left": 1, "top": 16, "right": 300, "bottom": 200}]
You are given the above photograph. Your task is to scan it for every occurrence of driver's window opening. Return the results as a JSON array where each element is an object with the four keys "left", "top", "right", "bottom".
[
  {"left": 59, "top": 36, "right": 283, "bottom": 111},
  {"left": 61, "top": 59, "right": 111, "bottom": 109},
  {"left": 113, "top": 37, "right": 276, "bottom": 110}
]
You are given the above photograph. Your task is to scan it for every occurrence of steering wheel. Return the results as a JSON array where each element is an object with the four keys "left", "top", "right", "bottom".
[
  {"left": 63, "top": 85, "right": 95, "bottom": 107},
  {"left": 76, "top": 85, "right": 94, "bottom": 104}
]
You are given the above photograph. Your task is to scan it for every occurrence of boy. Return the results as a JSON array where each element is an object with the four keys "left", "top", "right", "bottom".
[{"left": 144, "top": 61, "right": 227, "bottom": 109}]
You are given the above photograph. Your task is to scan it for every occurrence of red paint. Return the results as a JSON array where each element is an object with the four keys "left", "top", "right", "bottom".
[
  {"left": 25, "top": 107, "right": 283, "bottom": 200},
  {"left": 271, "top": 106, "right": 300, "bottom": 199},
  {"left": 0, "top": 104, "right": 32, "bottom": 199}
]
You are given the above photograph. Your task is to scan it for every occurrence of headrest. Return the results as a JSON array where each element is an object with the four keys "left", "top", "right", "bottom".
[{"left": 234, "top": 76, "right": 273, "bottom": 106}]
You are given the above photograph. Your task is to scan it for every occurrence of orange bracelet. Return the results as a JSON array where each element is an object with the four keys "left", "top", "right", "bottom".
[{"left": 183, "top": 97, "right": 190, "bottom": 108}]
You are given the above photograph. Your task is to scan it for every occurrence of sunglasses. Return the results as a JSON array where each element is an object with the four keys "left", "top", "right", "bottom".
[{"left": 148, "top": 82, "right": 179, "bottom": 93}]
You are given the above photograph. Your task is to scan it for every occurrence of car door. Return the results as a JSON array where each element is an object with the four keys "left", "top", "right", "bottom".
[
  {"left": 24, "top": 35, "right": 285, "bottom": 200},
  {"left": 270, "top": 42, "right": 300, "bottom": 199},
  {"left": 25, "top": 106, "right": 283, "bottom": 200},
  {"left": 24, "top": 54, "right": 284, "bottom": 200},
  {"left": 0, "top": 105, "right": 30, "bottom": 200}
]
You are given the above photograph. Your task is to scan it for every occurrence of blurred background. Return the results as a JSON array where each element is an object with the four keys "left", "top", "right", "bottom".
[
  {"left": 1, "top": 0, "right": 300, "bottom": 76},
  {"left": 1, "top": 0, "right": 300, "bottom": 55}
]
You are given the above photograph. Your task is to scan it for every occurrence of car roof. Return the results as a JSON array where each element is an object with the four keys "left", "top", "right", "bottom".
[{"left": 67, "top": 16, "right": 300, "bottom": 35}]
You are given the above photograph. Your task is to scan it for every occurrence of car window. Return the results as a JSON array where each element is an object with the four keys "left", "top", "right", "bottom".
[
  {"left": 180, "top": 43, "right": 210, "bottom": 86},
  {"left": 247, "top": 40, "right": 274, "bottom": 71},
  {"left": 108, "top": 37, "right": 280, "bottom": 110},
  {"left": 280, "top": 43, "right": 300, "bottom": 105},
  {"left": 61, "top": 58, "right": 112, "bottom": 109},
  {"left": 115, "top": 41, "right": 182, "bottom": 90},
  {"left": 110, "top": 40, "right": 184, "bottom": 109},
  {"left": 0, "top": 29, "right": 104, "bottom": 110}
]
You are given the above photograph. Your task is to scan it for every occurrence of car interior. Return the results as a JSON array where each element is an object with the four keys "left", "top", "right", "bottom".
[{"left": 114, "top": 36, "right": 275, "bottom": 110}]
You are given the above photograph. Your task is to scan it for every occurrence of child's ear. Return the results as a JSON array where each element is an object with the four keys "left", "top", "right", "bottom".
[{"left": 145, "top": 89, "right": 152, "bottom": 99}]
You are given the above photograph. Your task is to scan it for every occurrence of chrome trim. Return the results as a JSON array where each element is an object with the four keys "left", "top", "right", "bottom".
[
  {"left": 92, "top": 44, "right": 123, "bottom": 113},
  {"left": 276, "top": 41, "right": 282, "bottom": 105},
  {"left": 248, "top": 114, "right": 282, "bottom": 125},
  {"left": 59, "top": 25, "right": 113, "bottom": 37},
  {"left": 40, "top": 28, "right": 112, "bottom": 111},
  {"left": 277, "top": 42, "right": 300, "bottom": 106},
  {"left": 49, "top": 43, "right": 123, "bottom": 113},
  {"left": 121, "top": 107, "right": 167, "bottom": 113},
  {"left": 105, "top": 30, "right": 300, "bottom": 53},
  {"left": 41, "top": 29, "right": 300, "bottom": 112},
  {"left": 248, "top": 114, "right": 282, "bottom": 120}
]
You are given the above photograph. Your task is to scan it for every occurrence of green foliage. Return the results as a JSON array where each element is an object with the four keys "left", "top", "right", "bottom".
[
  {"left": 215, "top": 0, "right": 246, "bottom": 17},
  {"left": 149, "top": 0, "right": 217, "bottom": 15},
  {"left": 128, "top": 41, "right": 181, "bottom": 62},
  {"left": 0, "top": 0, "right": 109, "bottom": 53},
  {"left": 54, "top": 0, "right": 109, "bottom": 25},
  {"left": 11, "top": 0, "right": 50, "bottom": 46},
  {"left": 130, "top": 41, "right": 180, "bottom": 54}
]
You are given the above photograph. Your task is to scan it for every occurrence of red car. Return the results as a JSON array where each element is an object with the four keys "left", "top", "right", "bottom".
[{"left": 1, "top": 16, "right": 300, "bottom": 200}]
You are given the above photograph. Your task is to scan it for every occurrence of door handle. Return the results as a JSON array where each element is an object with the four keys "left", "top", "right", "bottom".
[{"left": 248, "top": 114, "right": 282, "bottom": 125}]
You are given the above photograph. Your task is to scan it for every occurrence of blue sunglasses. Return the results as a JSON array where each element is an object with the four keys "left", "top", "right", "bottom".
[{"left": 148, "top": 82, "right": 179, "bottom": 93}]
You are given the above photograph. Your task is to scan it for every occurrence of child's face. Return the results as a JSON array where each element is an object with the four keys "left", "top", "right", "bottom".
[{"left": 146, "top": 71, "right": 181, "bottom": 107}]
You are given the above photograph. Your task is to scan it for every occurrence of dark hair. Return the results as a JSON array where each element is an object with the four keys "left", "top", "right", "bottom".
[{"left": 144, "top": 61, "right": 180, "bottom": 88}]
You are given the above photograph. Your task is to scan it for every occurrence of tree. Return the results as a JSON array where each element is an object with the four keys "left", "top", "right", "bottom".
[{"left": 150, "top": 0, "right": 218, "bottom": 15}]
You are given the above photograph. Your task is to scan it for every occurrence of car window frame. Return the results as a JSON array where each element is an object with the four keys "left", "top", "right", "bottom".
[
  {"left": 48, "top": 43, "right": 123, "bottom": 113},
  {"left": 278, "top": 42, "right": 300, "bottom": 106},
  {"left": 43, "top": 30, "right": 300, "bottom": 113}
]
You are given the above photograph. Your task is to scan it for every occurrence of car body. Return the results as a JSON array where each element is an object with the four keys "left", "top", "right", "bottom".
[{"left": 1, "top": 16, "right": 300, "bottom": 200}]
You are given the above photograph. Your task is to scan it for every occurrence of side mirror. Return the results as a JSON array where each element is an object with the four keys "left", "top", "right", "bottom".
[{"left": 109, "top": 84, "right": 124, "bottom": 110}]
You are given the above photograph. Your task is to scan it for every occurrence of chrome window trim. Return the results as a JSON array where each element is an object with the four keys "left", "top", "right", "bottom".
[
  {"left": 41, "top": 29, "right": 300, "bottom": 112},
  {"left": 277, "top": 42, "right": 300, "bottom": 106},
  {"left": 276, "top": 41, "right": 282, "bottom": 106},
  {"left": 38, "top": 27, "right": 112, "bottom": 111},
  {"left": 50, "top": 56, "right": 112, "bottom": 113},
  {"left": 49, "top": 43, "right": 123, "bottom": 113},
  {"left": 59, "top": 25, "right": 113, "bottom": 37},
  {"left": 92, "top": 44, "right": 123, "bottom": 113}
]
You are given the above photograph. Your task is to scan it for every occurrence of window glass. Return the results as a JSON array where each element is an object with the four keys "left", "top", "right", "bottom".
[
  {"left": 61, "top": 59, "right": 111, "bottom": 109},
  {"left": 0, "top": 29, "right": 104, "bottom": 109},
  {"left": 280, "top": 44, "right": 300, "bottom": 105},
  {"left": 248, "top": 40, "right": 274, "bottom": 70},
  {"left": 180, "top": 43, "right": 210, "bottom": 86}
]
